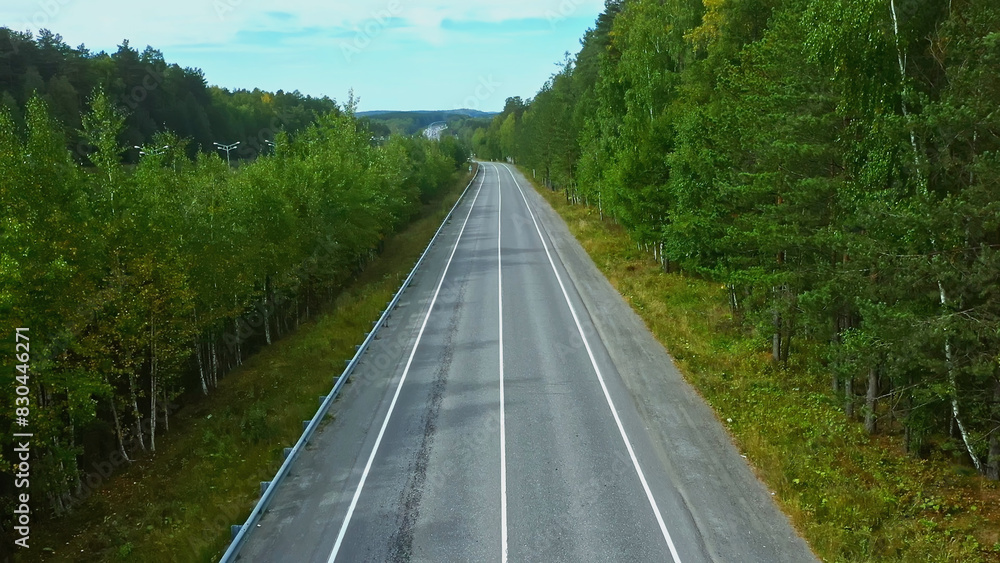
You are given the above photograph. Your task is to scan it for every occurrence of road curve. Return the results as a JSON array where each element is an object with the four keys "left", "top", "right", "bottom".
[{"left": 236, "top": 163, "right": 817, "bottom": 562}]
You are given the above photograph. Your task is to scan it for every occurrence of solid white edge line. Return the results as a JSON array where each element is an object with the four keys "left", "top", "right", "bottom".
[
  {"left": 327, "top": 166, "right": 488, "bottom": 563},
  {"left": 496, "top": 164, "right": 509, "bottom": 563},
  {"left": 501, "top": 164, "right": 684, "bottom": 563}
]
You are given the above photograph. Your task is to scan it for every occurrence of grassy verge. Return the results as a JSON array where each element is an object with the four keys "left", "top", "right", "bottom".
[
  {"left": 29, "top": 171, "right": 473, "bottom": 562},
  {"left": 526, "top": 174, "right": 1000, "bottom": 563}
]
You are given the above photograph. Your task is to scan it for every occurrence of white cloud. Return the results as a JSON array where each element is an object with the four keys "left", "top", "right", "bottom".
[{"left": 0, "top": 0, "right": 604, "bottom": 50}]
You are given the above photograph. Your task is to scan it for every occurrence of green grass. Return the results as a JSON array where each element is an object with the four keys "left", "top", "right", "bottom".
[
  {"left": 28, "top": 171, "right": 473, "bottom": 562},
  {"left": 528, "top": 176, "right": 1000, "bottom": 563}
]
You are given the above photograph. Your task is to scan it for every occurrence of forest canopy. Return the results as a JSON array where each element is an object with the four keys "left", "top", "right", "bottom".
[
  {"left": 0, "top": 28, "right": 338, "bottom": 162},
  {"left": 0, "top": 28, "right": 470, "bottom": 521},
  {"left": 476, "top": 0, "right": 1000, "bottom": 480}
]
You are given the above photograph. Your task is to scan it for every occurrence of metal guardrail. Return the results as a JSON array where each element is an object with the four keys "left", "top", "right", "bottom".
[{"left": 220, "top": 164, "right": 483, "bottom": 562}]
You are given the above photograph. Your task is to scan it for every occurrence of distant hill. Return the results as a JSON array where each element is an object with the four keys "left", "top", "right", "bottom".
[
  {"left": 357, "top": 109, "right": 496, "bottom": 136},
  {"left": 357, "top": 109, "right": 497, "bottom": 119}
]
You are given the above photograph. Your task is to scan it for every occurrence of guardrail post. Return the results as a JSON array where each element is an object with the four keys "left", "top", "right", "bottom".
[
  {"left": 283, "top": 447, "right": 293, "bottom": 459},
  {"left": 303, "top": 420, "right": 310, "bottom": 431},
  {"left": 319, "top": 395, "right": 327, "bottom": 406},
  {"left": 231, "top": 525, "right": 242, "bottom": 540},
  {"left": 260, "top": 481, "right": 271, "bottom": 496}
]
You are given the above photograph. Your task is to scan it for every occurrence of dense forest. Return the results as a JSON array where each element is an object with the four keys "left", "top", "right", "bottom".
[
  {"left": 0, "top": 31, "right": 469, "bottom": 528},
  {"left": 0, "top": 28, "right": 338, "bottom": 162},
  {"left": 475, "top": 0, "right": 1000, "bottom": 479}
]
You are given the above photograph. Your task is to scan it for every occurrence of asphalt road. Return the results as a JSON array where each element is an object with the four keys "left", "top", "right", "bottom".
[{"left": 237, "top": 163, "right": 817, "bottom": 562}]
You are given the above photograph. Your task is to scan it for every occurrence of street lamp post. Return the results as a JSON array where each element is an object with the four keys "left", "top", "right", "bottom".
[{"left": 214, "top": 141, "right": 241, "bottom": 166}]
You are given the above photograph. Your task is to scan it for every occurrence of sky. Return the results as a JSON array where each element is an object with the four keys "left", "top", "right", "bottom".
[{"left": 1, "top": 0, "right": 605, "bottom": 112}]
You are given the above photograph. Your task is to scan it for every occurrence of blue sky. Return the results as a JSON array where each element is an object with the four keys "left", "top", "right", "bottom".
[{"left": 1, "top": 1, "right": 605, "bottom": 112}]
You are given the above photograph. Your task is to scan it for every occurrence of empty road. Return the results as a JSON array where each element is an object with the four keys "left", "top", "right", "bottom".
[{"left": 237, "top": 163, "right": 816, "bottom": 562}]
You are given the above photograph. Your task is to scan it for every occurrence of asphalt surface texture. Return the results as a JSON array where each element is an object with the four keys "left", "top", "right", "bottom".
[{"left": 237, "top": 163, "right": 818, "bottom": 562}]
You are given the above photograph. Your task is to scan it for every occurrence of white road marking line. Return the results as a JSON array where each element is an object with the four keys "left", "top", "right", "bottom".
[
  {"left": 327, "top": 166, "right": 488, "bottom": 563},
  {"left": 495, "top": 164, "right": 509, "bottom": 563},
  {"left": 501, "top": 164, "right": 684, "bottom": 563}
]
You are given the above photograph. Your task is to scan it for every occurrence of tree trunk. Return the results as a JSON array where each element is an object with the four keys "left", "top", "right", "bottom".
[
  {"left": 890, "top": 0, "right": 924, "bottom": 186},
  {"left": 150, "top": 319, "right": 157, "bottom": 452},
  {"left": 865, "top": 365, "right": 878, "bottom": 435},
  {"left": 53, "top": 490, "right": 66, "bottom": 514},
  {"left": 210, "top": 339, "right": 219, "bottom": 388},
  {"left": 149, "top": 377, "right": 157, "bottom": 452},
  {"left": 903, "top": 374, "right": 914, "bottom": 454},
  {"left": 772, "top": 311, "right": 782, "bottom": 363},
  {"left": 68, "top": 415, "right": 80, "bottom": 492},
  {"left": 987, "top": 378, "right": 999, "bottom": 480},
  {"left": 128, "top": 373, "right": 145, "bottom": 451},
  {"left": 235, "top": 317, "right": 243, "bottom": 366},
  {"left": 264, "top": 305, "right": 272, "bottom": 345},
  {"left": 110, "top": 399, "right": 131, "bottom": 462},
  {"left": 832, "top": 311, "right": 847, "bottom": 394},
  {"left": 845, "top": 377, "right": 854, "bottom": 419},
  {"left": 940, "top": 281, "right": 983, "bottom": 473},
  {"left": 162, "top": 387, "right": 169, "bottom": 433},
  {"left": 195, "top": 339, "right": 208, "bottom": 395}
]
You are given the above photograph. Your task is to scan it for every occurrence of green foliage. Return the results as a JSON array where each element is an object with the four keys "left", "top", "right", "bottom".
[
  {"left": 532, "top": 174, "right": 993, "bottom": 562},
  {"left": 0, "top": 85, "right": 465, "bottom": 524},
  {"left": 81, "top": 88, "right": 126, "bottom": 176},
  {"left": 386, "top": 136, "right": 463, "bottom": 203},
  {"left": 480, "top": 0, "right": 1000, "bottom": 501},
  {"left": 0, "top": 29, "right": 337, "bottom": 162},
  {"left": 28, "top": 168, "right": 470, "bottom": 561}
]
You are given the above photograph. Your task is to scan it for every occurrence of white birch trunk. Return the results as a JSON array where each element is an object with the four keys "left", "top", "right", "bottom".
[
  {"left": 890, "top": 0, "right": 924, "bottom": 185},
  {"left": 939, "top": 281, "right": 983, "bottom": 473},
  {"left": 149, "top": 318, "right": 157, "bottom": 452},
  {"left": 110, "top": 399, "right": 131, "bottom": 462},
  {"left": 210, "top": 339, "right": 218, "bottom": 388},
  {"left": 163, "top": 387, "right": 169, "bottom": 433},
  {"left": 264, "top": 309, "right": 272, "bottom": 345},
  {"left": 129, "top": 372, "right": 145, "bottom": 451},
  {"left": 196, "top": 339, "right": 208, "bottom": 394}
]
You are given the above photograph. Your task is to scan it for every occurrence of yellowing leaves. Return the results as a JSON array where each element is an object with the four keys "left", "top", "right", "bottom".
[{"left": 686, "top": 0, "right": 726, "bottom": 53}]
